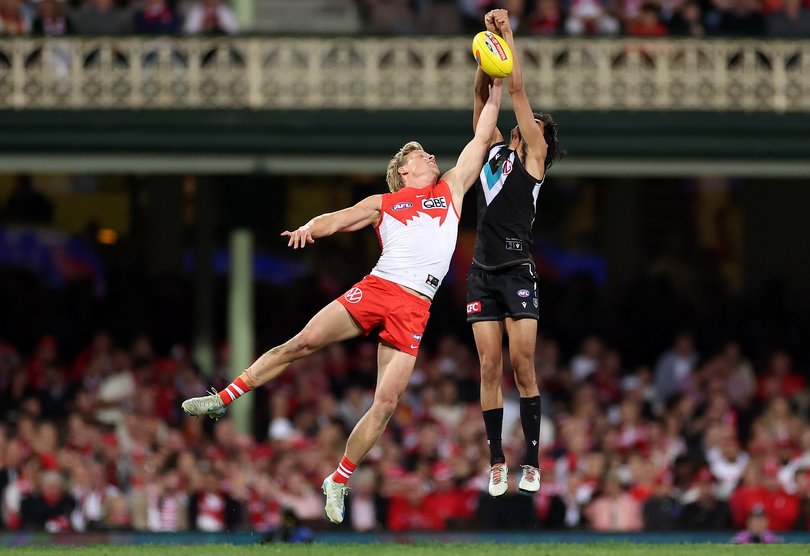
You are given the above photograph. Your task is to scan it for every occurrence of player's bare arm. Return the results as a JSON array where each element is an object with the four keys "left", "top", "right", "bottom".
[
  {"left": 473, "top": 68, "right": 504, "bottom": 146},
  {"left": 446, "top": 78, "right": 504, "bottom": 207},
  {"left": 490, "top": 9, "right": 548, "bottom": 179},
  {"left": 281, "top": 195, "right": 383, "bottom": 249}
]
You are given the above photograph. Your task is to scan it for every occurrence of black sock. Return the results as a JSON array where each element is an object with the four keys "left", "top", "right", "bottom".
[
  {"left": 482, "top": 408, "right": 505, "bottom": 465},
  {"left": 520, "top": 395, "right": 541, "bottom": 468}
]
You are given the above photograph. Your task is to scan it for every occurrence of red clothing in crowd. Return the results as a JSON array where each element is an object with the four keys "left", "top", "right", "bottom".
[
  {"left": 730, "top": 485, "right": 799, "bottom": 531},
  {"left": 387, "top": 495, "right": 445, "bottom": 532}
]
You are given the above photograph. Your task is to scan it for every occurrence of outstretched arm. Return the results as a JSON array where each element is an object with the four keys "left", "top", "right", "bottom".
[
  {"left": 472, "top": 17, "right": 505, "bottom": 145},
  {"left": 281, "top": 194, "right": 382, "bottom": 249},
  {"left": 473, "top": 68, "right": 504, "bottom": 146},
  {"left": 489, "top": 9, "right": 547, "bottom": 176},
  {"left": 448, "top": 78, "right": 504, "bottom": 199}
]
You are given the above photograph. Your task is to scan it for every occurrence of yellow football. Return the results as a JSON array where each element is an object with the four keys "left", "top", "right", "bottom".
[{"left": 471, "top": 31, "right": 513, "bottom": 79}]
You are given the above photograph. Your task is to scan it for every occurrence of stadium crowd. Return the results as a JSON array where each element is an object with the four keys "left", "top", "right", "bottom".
[
  {"left": 0, "top": 0, "right": 808, "bottom": 37},
  {"left": 1, "top": 328, "right": 809, "bottom": 534}
]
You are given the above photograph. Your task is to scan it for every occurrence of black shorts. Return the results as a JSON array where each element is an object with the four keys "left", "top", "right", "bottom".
[{"left": 465, "top": 264, "right": 539, "bottom": 323}]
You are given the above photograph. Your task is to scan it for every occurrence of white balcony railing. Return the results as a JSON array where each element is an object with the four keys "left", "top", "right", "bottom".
[{"left": 0, "top": 37, "right": 807, "bottom": 112}]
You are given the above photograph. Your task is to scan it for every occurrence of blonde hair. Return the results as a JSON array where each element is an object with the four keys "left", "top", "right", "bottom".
[{"left": 385, "top": 141, "right": 424, "bottom": 193}]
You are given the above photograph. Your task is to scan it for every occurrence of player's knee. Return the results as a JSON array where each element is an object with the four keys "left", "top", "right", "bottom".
[
  {"left": 480, "top": 370, "right": 502, "bottom": 392},
  {"left": 513, "top": 360, "right": 538, "bottom": 391},
  {"left": 479, "top": 354, "right": 502, "bottom": 381},
  {"left": 290, "top": 327, "right": 321, "bottom": 357},
  {"left": 371, "top": 395, "right": 398, "bottom": 422}
]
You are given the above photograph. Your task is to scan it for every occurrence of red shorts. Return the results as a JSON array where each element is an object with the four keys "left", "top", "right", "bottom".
[{"left": 336, "top": 274, "right": 431, "bottom": 357}]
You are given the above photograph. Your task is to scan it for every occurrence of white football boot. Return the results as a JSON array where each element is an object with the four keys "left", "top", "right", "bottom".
[
  {"left": 488, "top": 463, "right": 509, "bottom": 497},
  {"left": 518, "top": 465, "right": 541, "bottom": 494},
  {"left": 181, "top": 388, "right": 228, "bottom": 420},
  {"left": 322, "top": 475, "right": 348, "bottom": 524}
]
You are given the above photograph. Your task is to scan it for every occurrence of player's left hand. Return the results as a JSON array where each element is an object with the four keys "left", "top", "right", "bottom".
[{"left": 281, "top": 226, "right": 314, "bottom": 249}]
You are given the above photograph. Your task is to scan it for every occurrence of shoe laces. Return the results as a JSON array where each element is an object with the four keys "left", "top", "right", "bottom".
[
  {"left": 206, "top": 387, "right": 219, "bottom": 398},
  {"left": 328, "top": 480, "right": 349, "bottom": 498},
  {"left": 521, "top": 465, "right": 538, "bottom": 482},
  {"left": 491, "top": 464, "right": 506, "bottom": 484}
]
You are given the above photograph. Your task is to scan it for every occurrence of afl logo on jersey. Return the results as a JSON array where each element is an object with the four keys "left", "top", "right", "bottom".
[
  {"left": 421, "top": 196, "right": 447, "bottom": 210},
  {"left": 392, "top": 202, "right": 413, "bottom": 211},
  {"left": 344, "top": 287, "right": 363, "bottom": 304},
  {"left": 517, "top": 289, "right": 530, "bottom": 298},
  {"left": 502, "top": 159, "right": 513, "bottom": 175}
]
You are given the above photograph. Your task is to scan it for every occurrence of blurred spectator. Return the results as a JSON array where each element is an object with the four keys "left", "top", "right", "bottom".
[
  {"left": 571, "top": 336, "right": 603, "bottom": 382},
  {"left": 718, "top": 0, "right": 766, "bottom": 33},
  {"left": 31, "top": 0, "right": 72, "bottom": 35},
  {"left": 724, "top": 342, "right": 756, "bottom": 409},
  {"left": 564, "top": 0, "right": 621, "bottom": 34},
  {"left": 731, "top": 504, "right": 781, "bottom": 544},
  {"left": 654, "top": 331, "right": 698, "bottom": 402},
  {"left": 417, "top": 0, "right": 461, "bottom": 33},
  {"left": 668, "top": 0, "right": 706, "bottom": 35},
  {"left": 133, "top": 0, "right": 180, "bottom": 34},
  {"left": 74, "top": 0, "right": 132, "bottom": 34},
  {"left": 767, "top": 0, "right": 810, "bottom": 34},
  {"left": 757, "top": 350, "right": 806, "bottom": 402},
  {"left": 94, "top": 350, "right": 135, "bottom": 427},
  {"left": 680, "top": 468, "right": 732, "bottom": 529},
  {"left": 585, "top": 474, "right": 643, "bottom": 531},
  {"left": 627, "top": 2, "right": 669, "bottom": 34},
  {"left": 527, "top": 0, "right": 562, "bottom": 34},
  {"left": 20, "top": 471, "right": 75, "bottom": 531},
  {"left": 188, "top": 470, "right": 239, "bottom": 531},
  {"left": 547, "top": 472, "right": 588, "bottom": 528},
  {"left": 642, "top": 473, "right": 681, "bottom": 530},
  {"left": 0, "top": 0, "right": 29, "bottom": 35},
  {"left": 183, "top": 0, "right": 238, "bottom": 34}
]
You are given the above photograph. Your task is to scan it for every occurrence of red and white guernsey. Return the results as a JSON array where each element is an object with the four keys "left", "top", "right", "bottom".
[{"left": 370, "top": 179, "right": 460, "bottom": 300}]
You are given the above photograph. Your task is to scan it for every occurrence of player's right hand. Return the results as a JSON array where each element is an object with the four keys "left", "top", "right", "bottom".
[
  {"left": 487, "top": 9, "right": 512, "bottom": 35},
  {"left": 484, "top": 11, "right": 498, "bottom": 33},
  {"left": 281, "top": 226, "right": 314, "bottom": 249}
]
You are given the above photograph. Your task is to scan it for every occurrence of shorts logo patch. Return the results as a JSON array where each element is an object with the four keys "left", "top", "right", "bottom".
[
  {"left": 392, "top": 202, "right": 413, "bottom": 211},
  {"left": 467, "top": 301, "right": 482, "bottom": 314},
  {"left": 344, "top": 287, "right": 363, "bottom": 304},
  {"left": 522, "top": 302, "right": 527, "bottom": 308},
  {"left": 533, "top": 298, "right": 539, "bottom": 308},
  {"left": 517, "top": 289, "right": 530, "bottom": 298}
]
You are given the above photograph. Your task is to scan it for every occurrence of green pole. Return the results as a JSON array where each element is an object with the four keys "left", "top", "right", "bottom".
[
  {"left": 233, "top": 0, "right": 254, "bottom": 31},
  {"left": 229, "top": 228, "right": 254, "bottom": 435}
]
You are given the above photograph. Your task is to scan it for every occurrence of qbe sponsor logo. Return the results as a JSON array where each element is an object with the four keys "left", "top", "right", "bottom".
[
  {"left": 517, "top": 289, "right": 531, "bottom": 298},
  {"left": 421, "top": 196, "right": 447, "bottom": 210},
  {"left": 344, "top": 287, "right": 363, "bottom": 304},
  {"left": 467, "top": 301, "right": 482, "bottom": 314}
]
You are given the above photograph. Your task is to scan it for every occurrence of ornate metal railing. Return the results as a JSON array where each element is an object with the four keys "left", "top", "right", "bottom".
[{"left": 0, "top": 37, "right": 807, "bottom": 111}]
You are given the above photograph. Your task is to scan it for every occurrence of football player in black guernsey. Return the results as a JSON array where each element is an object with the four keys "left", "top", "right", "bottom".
[{"left": 467, "top": 8, "right": 564, "bottom": 497}]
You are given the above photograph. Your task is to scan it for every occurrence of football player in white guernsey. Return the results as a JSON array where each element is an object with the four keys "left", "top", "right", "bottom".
[
  {"left": 181, "top": 78, "right": 504, "bottom": 525},
  {"left": 470, "top": 9, "right": 565, "bottom": 498}
]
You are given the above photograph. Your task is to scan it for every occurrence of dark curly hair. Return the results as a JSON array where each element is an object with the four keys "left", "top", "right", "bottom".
[{"left": 534, "top": 112, "right": 566, "bottom": 171}]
